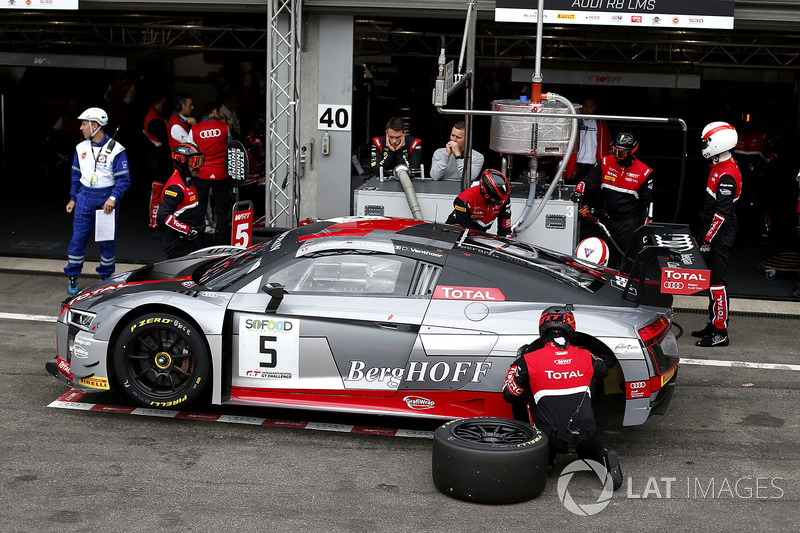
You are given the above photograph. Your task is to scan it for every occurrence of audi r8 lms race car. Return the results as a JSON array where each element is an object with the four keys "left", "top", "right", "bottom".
[{"left": 47, "top": 216, "right": 705, "bottom": 426}]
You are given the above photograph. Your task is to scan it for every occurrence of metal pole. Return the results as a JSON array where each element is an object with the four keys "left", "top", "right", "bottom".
[{"left": 462, "top": 0, "right": 476, "bottom": 191}]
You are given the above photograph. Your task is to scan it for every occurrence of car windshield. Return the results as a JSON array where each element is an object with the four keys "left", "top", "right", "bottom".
[
  {"left": 463, "top": 234, "right": 606, "bottom": 291},
  {"left": 196, "top": 242, "right": 269, "bottom": 290}
]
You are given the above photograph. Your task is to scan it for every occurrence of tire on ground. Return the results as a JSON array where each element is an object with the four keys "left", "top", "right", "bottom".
[
  {"left": 432, "top": 417, "right": 549, "bottom": 504},
  {"left": 113, "top": 313, "right": 210, "bottom": 409}
]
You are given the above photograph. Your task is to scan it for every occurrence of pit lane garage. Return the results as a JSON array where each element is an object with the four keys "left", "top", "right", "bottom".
[{"left": 47, "top": 216, "right": 692, "bottom": 426}]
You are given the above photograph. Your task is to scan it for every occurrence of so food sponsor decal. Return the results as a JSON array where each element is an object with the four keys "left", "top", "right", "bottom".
[{"left": 238, "top": 315, "right": 300, "bottom": 382}]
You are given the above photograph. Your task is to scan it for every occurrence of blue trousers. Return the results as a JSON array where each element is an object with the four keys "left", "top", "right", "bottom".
[{"left": 64, "top": 186, "right": 118, "bottom": 278}]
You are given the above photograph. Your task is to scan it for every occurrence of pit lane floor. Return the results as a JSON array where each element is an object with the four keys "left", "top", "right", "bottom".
[{"left": 1, "top": 269, "right": 799, "bottom": 531}]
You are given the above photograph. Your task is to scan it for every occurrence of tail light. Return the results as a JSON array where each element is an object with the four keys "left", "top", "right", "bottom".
[
  {"left": 638, "top": 316, "right": 669, "bottom": 347},
  {"left": 637, "top": 315, "right": 678, "bottom": 381}
]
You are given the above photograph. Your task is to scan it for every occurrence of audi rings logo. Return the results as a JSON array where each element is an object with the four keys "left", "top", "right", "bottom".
[
  {"left": 629, "top": 381, "right": 647, "bottom": 389},
  {"left": 557, "top": 459, "right": 614, "bottom": 516},
  {"left": 662, "top": 281, "right": 685, "bottom": 290},
  {"left": 199, "top": 128, "right": 222, "bottom": 138}
]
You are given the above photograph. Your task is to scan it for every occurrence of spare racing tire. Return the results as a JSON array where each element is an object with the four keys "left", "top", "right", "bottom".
[{"left": 432, "top": 417, "right": 549, "bottom": 504}]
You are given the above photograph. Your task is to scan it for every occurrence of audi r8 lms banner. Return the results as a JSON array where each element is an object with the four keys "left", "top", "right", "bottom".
[{"left": 495, "top": 0, "right": 734, "bottom": 30}]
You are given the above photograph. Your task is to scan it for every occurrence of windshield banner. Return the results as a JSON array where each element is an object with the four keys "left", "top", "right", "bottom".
[{"left": 495, "top": 0, "right": 734, "bottom": 30}]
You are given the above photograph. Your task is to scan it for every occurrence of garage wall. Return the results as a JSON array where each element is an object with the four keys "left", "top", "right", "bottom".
[{"left": 315, "top": 15, "right": 354, "bottom": 219}]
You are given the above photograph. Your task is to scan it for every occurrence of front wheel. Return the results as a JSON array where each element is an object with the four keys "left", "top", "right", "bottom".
[{"left": 114, "top": 313, "right": 210, "bottom": 408}]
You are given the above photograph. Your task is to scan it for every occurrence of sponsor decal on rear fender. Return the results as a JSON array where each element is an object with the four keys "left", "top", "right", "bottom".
[
  {"left": 432, "top": 286, "right": 505, "bottom": 301},
  {"left": 626, "top": 380, "right": 650, "bottom": 399}
]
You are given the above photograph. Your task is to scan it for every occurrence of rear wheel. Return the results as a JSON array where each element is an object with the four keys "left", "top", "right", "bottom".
[
  {"left": 113, "top": 313, "right": 210, "bottom": 408},
  {"left": 432, "top": 417, "right": 549, "bottom": 504}
]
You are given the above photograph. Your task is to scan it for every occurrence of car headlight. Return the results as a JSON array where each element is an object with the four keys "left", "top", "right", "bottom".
[{"left": 68, "top": 309, "right": 97, "bottom": 331}]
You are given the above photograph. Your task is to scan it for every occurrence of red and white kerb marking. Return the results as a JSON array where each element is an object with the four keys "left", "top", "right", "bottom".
[{"left": 47, "top": 390, "right": 434, "bottom": 439}]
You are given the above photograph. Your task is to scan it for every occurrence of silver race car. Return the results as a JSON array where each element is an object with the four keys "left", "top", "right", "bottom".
[{"left": 47, "top": 217, "right": 705, "bottom": 425}]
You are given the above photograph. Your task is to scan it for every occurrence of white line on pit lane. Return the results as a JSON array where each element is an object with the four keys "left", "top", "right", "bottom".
[
  {"left": 11, "top": 312, "right": 798, "bottom": 373},
  {"left": 681, "top": 358, "right": 800, "bottom": 371},
  {"left": 0, "top": 312, "right": 57, "bottom": 322}
]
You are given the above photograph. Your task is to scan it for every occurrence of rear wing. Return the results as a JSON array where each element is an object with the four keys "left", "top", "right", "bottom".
[{"left": 619, "top": 223, "right": 710, "bottom": 307}]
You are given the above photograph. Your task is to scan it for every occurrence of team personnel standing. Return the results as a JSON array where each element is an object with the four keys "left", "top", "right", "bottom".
[
  {"left": 445, "top": 169, "right": 512, "bottom": 237},
  {"left": 143, "top": 94, "right": 171, "bottom": 229},
  {"left": 167, "top": 93, "right": 196, "bottom": 151},
  {"left": 570, "top": 131, "right": 654, "bottom": 263},
  {"left": 430, "top": 121, "right": 484, "bottom": 182},
  {"left": 370, "top": 117, "right": 422, "bottom": 177},
  {"left": 64, "top": 107, "right": 130, "bottom": 295},
  {"left": 157, "top": 143, "right": 206, "bottom": 258},
  {"left": 692, "top": 122, "right": 742, "bottom": 347},
  {"left": 503, "top": 305, "right": 622, "bottom": 489},
  {"left": 188, "top": 102, "right": 233, "bottom": 245},
  {"left": 568, "top": 97, "right": 611, "bottom": 184}
]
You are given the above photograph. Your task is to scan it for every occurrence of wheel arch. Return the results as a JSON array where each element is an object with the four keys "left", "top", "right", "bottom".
[{"left": 106, "top": 303, "right": 215, "bottom": 390}]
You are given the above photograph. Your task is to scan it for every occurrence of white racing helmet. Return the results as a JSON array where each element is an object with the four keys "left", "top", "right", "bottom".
[
  {"left": 78, "top": 107, "right": 109, "bottom": 127},
  {"left": 701, "top": 121, "right": 737, "bottom": 160},
  {"left": 575, "top": 237, "right": 609, "bottom": 267}
]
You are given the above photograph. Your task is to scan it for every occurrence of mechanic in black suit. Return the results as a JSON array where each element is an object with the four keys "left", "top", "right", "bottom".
[
  {"left": 502, "top": 305, "right": 622, "bottom": 490},
  {"left": 370, "top": 117, "right": 422, "bottom": 177}
]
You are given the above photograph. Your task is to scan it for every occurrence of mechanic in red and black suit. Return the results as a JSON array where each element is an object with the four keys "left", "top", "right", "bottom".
[
  {"left": 167, "top": 93, "right": 196, "bottom": 151},
  {"left": 691, "top": 122, "right": 742, "bottom": 348},
  {"left": 503, "top": 305, "right": 622, "bottom": 490},
  {"left": 188, "top": 102, "right": 233, "bottom": 245},
  {"left": 733, "top": 109, "right": 778, "bottom": 244},
  {"left": 445, "top": 169, "right": 512, "bottom": 237},
  {"left": 570, "top": 131, "right": 654, "bottom": 267},
  {"left": 370, "top": 117, "right": 422, "bottom": 177},
  {"left": 157, "top": 143, "right": 205, "bottom": 259},
  {"left": 143, "top": 94, "right": 171, "bottom": 230}
]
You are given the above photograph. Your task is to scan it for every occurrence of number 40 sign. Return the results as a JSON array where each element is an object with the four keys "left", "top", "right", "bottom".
[{"left": 318, "top": 104, "right": 351, "bottom": 131}]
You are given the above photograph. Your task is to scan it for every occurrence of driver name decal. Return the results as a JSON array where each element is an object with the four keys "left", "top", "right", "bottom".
[{"left": 433, "top": 286, "right": 505, "bottom": 301}]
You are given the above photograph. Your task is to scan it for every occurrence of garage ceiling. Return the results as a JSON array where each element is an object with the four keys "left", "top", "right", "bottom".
[{"left": 0, "top": 1, "right": 799, "bottom": 70}]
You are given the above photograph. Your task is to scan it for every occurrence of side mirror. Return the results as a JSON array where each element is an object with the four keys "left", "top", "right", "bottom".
[{"left": 261, "top": 282, "right": 287, "bottom": 313}]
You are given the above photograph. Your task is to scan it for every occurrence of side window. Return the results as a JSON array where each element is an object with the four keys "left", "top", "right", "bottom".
[{"left": 266, "top": 254, "right": 415, "bottom": 296}]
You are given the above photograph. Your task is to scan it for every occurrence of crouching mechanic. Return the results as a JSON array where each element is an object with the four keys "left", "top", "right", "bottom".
[
  {"left": 502, "top": 305, "right": 622, "bottom": 490},
  {"left": 445, "top": 169, "right": 512, "bottom": 237},
  {"left": 157, "top": 143, "right": 206, "bottom": 258}
]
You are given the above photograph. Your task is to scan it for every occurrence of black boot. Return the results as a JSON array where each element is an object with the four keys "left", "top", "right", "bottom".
[
  {"left": 604, "top": 449, "right": 623, "bottom": 491},
  {"left": 696, "top": 328, "right": 729, "bottom": 347},
  {"left": 691, "top": 323, "right": 715, "bottom": 338}
]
